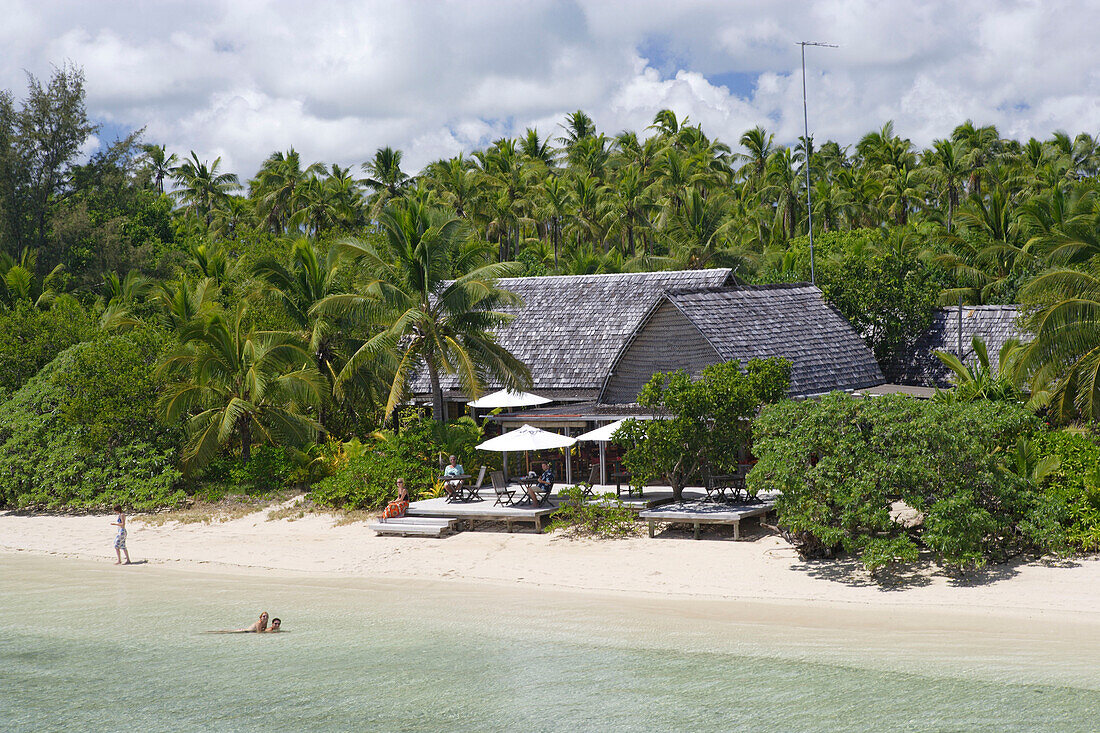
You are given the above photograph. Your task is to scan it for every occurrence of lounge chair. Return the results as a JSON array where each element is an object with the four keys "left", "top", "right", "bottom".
[
  {"left": 491, "top": 471, "right": 517, "bottom": 507},
  {"left": 467, "top": 466, "right": 488, "bottom": 501}
]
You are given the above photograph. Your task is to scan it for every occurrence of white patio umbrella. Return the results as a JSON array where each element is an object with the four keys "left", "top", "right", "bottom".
[
  {"left": 477, "top": 423, "right": 576, "bottom": 474},
  {"left": 576, "top": 416, "right": 651, "bottom": 484},
  {"left": 574, "top": 419, "right": 632, "bottom": 443},
  {"left": 467, "top": 389, "right": 551, "bottom": 409}
]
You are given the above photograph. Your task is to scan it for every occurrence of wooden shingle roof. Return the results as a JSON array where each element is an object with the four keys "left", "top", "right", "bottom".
[
  {"left": 600, "top": 283, "right": 885, "bottom": 402},
  {"left": 884, "top": 305, "right": 1025, "bottom": 387},
  {"left": 409, "top": 268, "right": 735, "bottom": 397}
]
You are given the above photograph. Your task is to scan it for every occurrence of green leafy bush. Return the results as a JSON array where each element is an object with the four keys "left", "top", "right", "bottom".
[
  {"left": 195, "top": 444, "right": 300, "bottom": 499},
  {"left": 1033, "top": 430, "right": 1100, "bottom": 550},
  {"left": 0, "top": 295, "right": 95, "bottom": 393},
  {"left": 618, "top": 358, "right": 790, "bottom": 501},
  {"left": 0, "top": 333, "right": 184, "bottom": 511},
  {"left": 750, "top": 393, "right": 1046, "bottom": 571},
  {"left": 549, "top": 487, "right": 637, "bottom": 538},
  {"left": 309, "top": 412, "right": 445, "bottom": 510}
]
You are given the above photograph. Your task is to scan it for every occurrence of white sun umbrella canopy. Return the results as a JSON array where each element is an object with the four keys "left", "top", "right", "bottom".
[
  {"left": 574, "top": 419, "right": 632, "bottom": 443},
  {"left": 477, "top": 423, "right": 576, "bottom": 451},
  {"left": 467, "top": 389, "right": 551, "bottom": 409},
  {"left": 477, "top": 423, "right": 576, "bottom": 476}
]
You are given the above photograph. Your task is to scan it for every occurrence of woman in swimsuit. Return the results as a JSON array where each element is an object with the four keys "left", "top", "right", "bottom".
[{"left": 237, "top": 612, "right": 269, "bottom": 633}]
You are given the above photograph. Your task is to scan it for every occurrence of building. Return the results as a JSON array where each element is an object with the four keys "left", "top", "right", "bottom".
[
  {"left": 884, "top": 305, "right": 1025, "bottom": 388},
  {"left": 408, "top": 269, "right": 889, "bottom": 483}
]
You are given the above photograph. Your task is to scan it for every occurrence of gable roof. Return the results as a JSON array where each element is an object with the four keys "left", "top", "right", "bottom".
[
  {"left": 884, "top": 305, "right": 1025, "bottom": 387},
  {"left": 600, "top": 283, "right": 885, "bottom": 401},
  {"left": 408, "top": 268, "right": 735, "bottom": 397}
]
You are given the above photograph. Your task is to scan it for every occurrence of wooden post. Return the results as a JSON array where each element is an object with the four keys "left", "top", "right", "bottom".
[
  {"left": 648, "top": 519, "right": 655, "bottom": 538},
  {"left": 694, "top": 522, "right": 700, "bottom": 540},
  {"left": 565, "top": 431, "right": 573, "bottom": 484}
]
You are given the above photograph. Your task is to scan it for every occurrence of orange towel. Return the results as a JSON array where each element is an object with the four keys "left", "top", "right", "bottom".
[{"left": 381, "top": 500, "right": 409, "bottom": 520}]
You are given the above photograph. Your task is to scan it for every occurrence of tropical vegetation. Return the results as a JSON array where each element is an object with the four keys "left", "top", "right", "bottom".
[{"left": 2, "top": 63, "right": 1100, "bottom": 567}]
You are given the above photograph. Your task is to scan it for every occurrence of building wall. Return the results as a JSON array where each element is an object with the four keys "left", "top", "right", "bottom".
[{"left": 601, "top": 302, "right": 721, "bottom": 404}]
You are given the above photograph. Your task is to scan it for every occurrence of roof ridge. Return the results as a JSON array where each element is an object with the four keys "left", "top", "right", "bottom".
[
  {"left": 664, "top": 282, "right": 818, "bottom": 296},
  {"left": 937, "top": 304, "right": 1020, "bottom": 310},
  {"left": 494, "top": 268, "right": 732, "bottom": 284}
]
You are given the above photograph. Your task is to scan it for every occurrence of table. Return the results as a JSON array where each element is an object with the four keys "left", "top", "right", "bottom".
[
  {"left": 510, "top": 476, "right": 550, "bottom": 506},
  {"left": 439, "top": 474, "right": 474, "bottom": 501},
  {"left": 612, "top": 472, "right": 640, "bottom": 496}
]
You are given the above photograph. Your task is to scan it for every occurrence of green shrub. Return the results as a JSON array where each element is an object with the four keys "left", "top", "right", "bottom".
[
  {"left": 0, "top": 295, "right": 95, "bottom": 393},
  {"left": 1033, "top": 430, "right": 1100, "bottom": 550},
  {"left": 750, "top": 393, "right": 1046, "bottom": 571},
  {"left": 308, "top": 412, "right": 442, "bottom": 510},
  {"left": 192, "top": 444, "right": 304, "bottom": 499},
  {"left": 0, "top": 334, "right": 184, "bottom": 511},
  {"left": 549, "top": 487, "right": 637, "bottom": 538}
]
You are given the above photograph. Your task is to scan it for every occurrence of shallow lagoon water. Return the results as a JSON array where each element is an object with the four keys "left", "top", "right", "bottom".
[{"left": 2, "top": 555, "right": 1098, "bottom": 732}]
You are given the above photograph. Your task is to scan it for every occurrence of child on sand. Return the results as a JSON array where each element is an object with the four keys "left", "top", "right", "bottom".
[{"left": 111, "top": 505, "right": 130, "bottom": 565}]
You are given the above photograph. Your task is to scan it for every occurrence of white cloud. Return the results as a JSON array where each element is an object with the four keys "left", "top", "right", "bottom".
[{"left": 3, "top": 0, "right": 1099, "bottom": 178}]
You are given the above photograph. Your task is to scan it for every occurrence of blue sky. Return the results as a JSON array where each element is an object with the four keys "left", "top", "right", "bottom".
[{"left": 6, "top": 0, "right": 1098, "bottom": 178}]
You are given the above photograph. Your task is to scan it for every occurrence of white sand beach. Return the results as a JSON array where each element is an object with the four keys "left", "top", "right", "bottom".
[{"left": 3, "top": 498, "right": 1100, "bottom": 624}]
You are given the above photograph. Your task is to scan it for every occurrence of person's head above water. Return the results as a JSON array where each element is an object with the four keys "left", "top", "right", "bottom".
[{"left": 269, "top": 618, "right": 281, "bottom": 631}]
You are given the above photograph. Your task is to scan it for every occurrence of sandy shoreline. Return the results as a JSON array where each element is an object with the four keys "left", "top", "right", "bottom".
[{"left": 4, "top": 499, "right": 1100, "bottom": 621}]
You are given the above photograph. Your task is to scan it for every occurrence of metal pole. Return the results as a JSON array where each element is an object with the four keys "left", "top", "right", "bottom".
[
  {"left": 797, "top": 41, "right": 837, "bottom": 288},
  {"left": 801, "top": 43, "right": 814, "bottom": 287}
]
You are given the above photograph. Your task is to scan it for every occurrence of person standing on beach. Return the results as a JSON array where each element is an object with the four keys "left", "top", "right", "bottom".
[{"left": 111, "top": 505, "right": 130, "bottom": 565}]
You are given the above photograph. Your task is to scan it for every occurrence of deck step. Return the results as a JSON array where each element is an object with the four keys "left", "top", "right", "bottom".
[
  {"left": 377, "top": 516, "right": 456, "bottom": 528},
  {"left": 370, "top": 522, "right": 451, "bottom": 537}
]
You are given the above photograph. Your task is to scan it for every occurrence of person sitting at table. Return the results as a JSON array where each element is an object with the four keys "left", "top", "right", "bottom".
[
  {"left": 526, "top": 462, "right": 554, "bottom": 504},
  {"left": 442, "top": 455, "right": 465, "bottom": 500}
]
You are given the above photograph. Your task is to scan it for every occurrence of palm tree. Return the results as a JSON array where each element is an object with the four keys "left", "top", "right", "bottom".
[
  {"left": 763, "top": 148, "right": 802, "bottom": 240},
  {"left": 952, "top": 121, "right": 1001, "bottom": 196},
  {"left": 556, "top": 110, "right": 597, "bottom": 153},
  {"left": 253, "top": 238, "right": 348, "bottom": 429},
  {"left": 1016, "top": 266, "right": 1100, "bottom": 421},
  {"left": 664, "top": 187, "right": 740, "bottom": 269},
  {"left": 609, "top": 165, "right": 656, "bottom": 257},
  {"left": 518, "top": 128, "right": 556, "bottom": 169},
  {"left": 0, "top": 248, "right": 63, "bottom": 311},
  {"left": 361, "top": 146, "right": 411, "bottom": 216},
  {"left": 317, "top": 199, "right": 531, "bottom": 420},
  {"left": 171, "top": 152, "right": 241, "bottom": 226},
  {"left": 252, "top": 148, "right": 323, "bottom": 234},
  {"left": 921, "top": 139, "right": 968, "bottom": 231},
  {"left": 140, "top": 144, "right": 177, "bottom": 193},
  {"left": 157, "top": 304, "right": 323, "bottom": 471},
  {"left": 737, "top": 126, "right": 774, "bottom": 189}
]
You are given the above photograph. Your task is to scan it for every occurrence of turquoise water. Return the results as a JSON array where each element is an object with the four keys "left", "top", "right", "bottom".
[{"left": 2, "top": 555, "right": 1098, "bottom": 732}]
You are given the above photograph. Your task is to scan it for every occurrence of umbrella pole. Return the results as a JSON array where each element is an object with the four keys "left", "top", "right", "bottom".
[
  {"left": 503, "top": 451, "right": 508, "bottom": 478},
  {"left": 599, "top": 442, "right": 607, "bottom": 486}
]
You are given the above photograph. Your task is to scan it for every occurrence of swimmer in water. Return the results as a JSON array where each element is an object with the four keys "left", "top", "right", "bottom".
[
  {"left": 266, "top": 618, "right": 282, "bottom": 632},
  {"left": 237, "top": 611, "right": 268, "bottom": 633}
]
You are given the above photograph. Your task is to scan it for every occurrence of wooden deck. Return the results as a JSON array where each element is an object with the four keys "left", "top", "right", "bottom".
[
  {"left": 639, "top": 494, "right": 778, "bottom": 540},
  {"left": 407, "top": 495, "right": 561, "bottom": 532}
]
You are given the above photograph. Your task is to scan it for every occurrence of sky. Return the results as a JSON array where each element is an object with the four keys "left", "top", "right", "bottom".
[{"left": 3, "top": 0, "right": 1098, "bottom": 178}]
